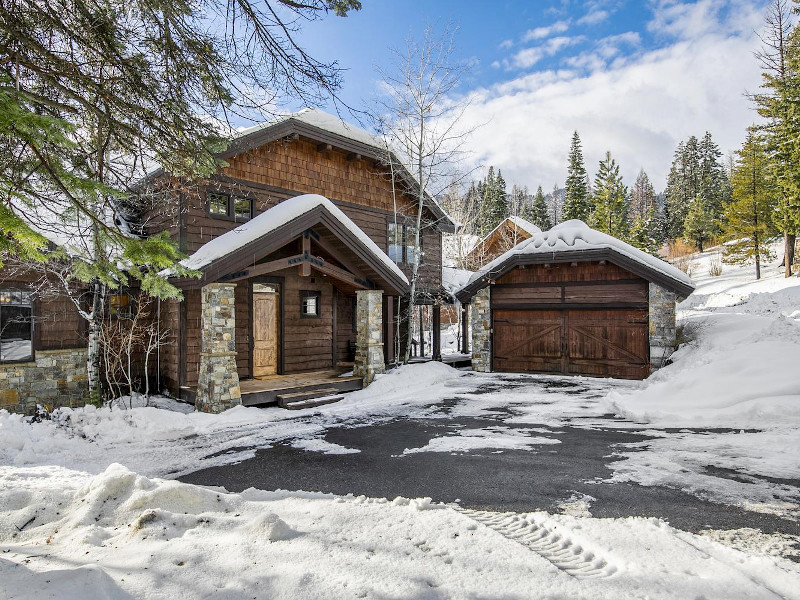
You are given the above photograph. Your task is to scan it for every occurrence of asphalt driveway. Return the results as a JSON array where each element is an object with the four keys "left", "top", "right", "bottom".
[{"left": 180, "top": 374, "right": 800, "bottom": 543}]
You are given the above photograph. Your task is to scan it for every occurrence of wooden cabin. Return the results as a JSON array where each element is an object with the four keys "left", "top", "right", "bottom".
[
  {"left": 0, "top": 109, "right": 456, "bottom": 414},
  {"left": 456, "top": 221, "right": 694, "bottom": 380},
  {"left": 464, "top": 216, "right": 542, "bottom": 270}
]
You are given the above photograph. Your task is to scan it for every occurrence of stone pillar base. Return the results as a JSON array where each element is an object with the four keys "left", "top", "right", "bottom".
[
  {"left": 196, "top": 283, "right": 242, "bottom": 413},
  {"left": 649, "top": 283, "right": 677, "bottom": 371},
  {"left": 354, "top": 290, "right": 385, "bottom": 386},
  {"left": 471, "top": 287, "right": 491, "bottom": 372}
]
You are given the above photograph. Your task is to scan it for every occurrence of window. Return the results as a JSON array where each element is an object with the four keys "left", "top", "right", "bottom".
[
  {"left": 234, "top": 197, "right": 252, "bottom": 221},
  {"left": 387, "top": 222, "right": 423, "bottom": 265},
  {"left": 207, "top": 191, "right": 252, "bottom": 222},
  {"left": 300, "top": 291, "right": 321, "bottom": 318},
  {"left": 108, "top": 293, "right": 134, "bottom": 318},
  {"left": 0, "top": 290, "right": 33, "bottom": 362},
  {"left": 388, "top": 223, "right": 403, "bottom": 263},
  {"left": 208, "top": 192, "right": 229, "bottom": 216}
]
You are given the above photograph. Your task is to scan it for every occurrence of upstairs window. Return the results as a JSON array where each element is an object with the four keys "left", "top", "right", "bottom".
[
  {"left": 387, "top": 222, "right": 423, "bottom": 265},
  {"left": 0, "top": 290, "right": 33, "bottom": 362},
  {"left": 207, "top": 191, "right": 252, "bottom": 222}
]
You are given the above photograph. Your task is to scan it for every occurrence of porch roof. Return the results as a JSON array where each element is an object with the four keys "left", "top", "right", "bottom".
[{"left": 173, "top": 194, "right": 410, "bottom": 295}]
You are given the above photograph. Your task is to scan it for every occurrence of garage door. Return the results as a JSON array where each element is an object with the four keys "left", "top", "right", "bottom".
[{"left": 492, "top": 308, "right": 649, "bottom": 379}]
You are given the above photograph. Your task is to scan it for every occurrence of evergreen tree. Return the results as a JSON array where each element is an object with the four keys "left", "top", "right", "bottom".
[
  {"left": 630, "top": 169, "right": 657, "bottom": 221},
  {"left": 589, "top": 151, "right": 628, "bottom": 237},
  {"left": 563, "top": 131, "right": 592, "bottom": 221},
  {"left": 723, "top": 129, "right": 778, "bottom": 279},
  {"left": 664, "top": 137, "right": 699, "bottom": 239},
  {"left": 683, "top": 195, "right": 715, "bottom": 252},
  {"left": 478, "top": 166, "right": 508, "bottom": 234},
  {"left": 753, "top": 0, "right": 800, "bottom": 276},
  {"left": 527, "top": 186, "right": 552, "bottom": 230},
  {"left": 698, "top": 131, "right": 732, "bottom": 228},
  {"left": 629, "top": 206, "right": 662, "bottom": 255}
]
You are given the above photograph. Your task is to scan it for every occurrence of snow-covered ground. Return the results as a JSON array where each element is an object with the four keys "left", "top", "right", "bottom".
[{"left": 1, "top": 241, "right": 800, "bottom": 598}]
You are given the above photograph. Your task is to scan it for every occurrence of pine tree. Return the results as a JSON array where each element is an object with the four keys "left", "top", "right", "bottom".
[
  {"left": 527, "top": 186, "right": 552, "bottom": 230},
  {"left": 723, "top": 129, "right": 778, "bottom": 279},
  {"left": 683, "top": 195, "right": 715, "bottom": 252},
  {"left": 753, "top": 0, "right": 800, "bottom": 276},
  {"left": 589, "top": 151, "right": 628, "bottom": 237},
  {"left": 664, "top": 137, "right": 699, "bottom": 239},
  {"left": 563, "top": 131, "right": 592, "bottom": 221},
  {"left": 630, "top": 169, "right": 657, "bottom": 221},
  {"left": 629, "top": 207, "right": 662, "bottom": 255},
  {"left": 698, "top": 131, "right": 732, "bottom": 228},
  {"left": 478, "top": 166, "right": 508, "bottom": 234}
]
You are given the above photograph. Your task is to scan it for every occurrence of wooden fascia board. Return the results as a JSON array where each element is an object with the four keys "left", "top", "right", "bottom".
[{"left": 456, "top": 248, "right": 694, "bottom": 302}]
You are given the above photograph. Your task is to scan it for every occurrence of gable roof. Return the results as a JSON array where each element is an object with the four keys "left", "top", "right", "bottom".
[
  {"left": 223, "top": 109, "right": 456, "bottom": 233},
  {"left": 457, "top": 220, "right": 695, "bottom": 302},
  {"left": 466, "top": 216, "right": 542, "bottom": 261},
  {"left": 175, "top": 194, "right": 409, "bottom": 295}
]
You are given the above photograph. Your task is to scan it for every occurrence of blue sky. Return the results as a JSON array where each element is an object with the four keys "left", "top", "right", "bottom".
[{"left": 283, "top": 0, "right": 773, "bottom": 192}]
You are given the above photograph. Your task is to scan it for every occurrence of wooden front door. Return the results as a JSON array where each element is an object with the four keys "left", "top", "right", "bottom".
[{"left": 253, "top": 285, "right": 280, "bottom": 377}]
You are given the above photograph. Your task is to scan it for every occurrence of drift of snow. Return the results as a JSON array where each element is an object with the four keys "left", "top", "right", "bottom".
[
  {"left": 402, "top": 426, "right": 560, "bottom": 454},
  {"left": 180, "top": 194, "right": 408, "bottom": 285},
  {"left": 2, "top": 463, "right": 799, "bottom": 600},
  {"left": 463, "top": 219, "right": 693, "bottom": 292}
]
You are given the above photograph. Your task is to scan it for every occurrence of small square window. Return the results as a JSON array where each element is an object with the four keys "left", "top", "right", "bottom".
[
  {"left": 300, "top": 291, "right": 320, "bottom": 318},
  {"left": 234, "top": 197, "right": 251, "bottom": 221},
  {"left": 108, "top": 293, "right": 134, "bottom": 318},
  {"left": 208, "top": 192, "right": 229, "bottom": 216}
]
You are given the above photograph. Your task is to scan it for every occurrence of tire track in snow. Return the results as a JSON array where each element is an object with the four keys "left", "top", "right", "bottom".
[{"left": 457, "top": 508, "right": 618, "bottom": 579}]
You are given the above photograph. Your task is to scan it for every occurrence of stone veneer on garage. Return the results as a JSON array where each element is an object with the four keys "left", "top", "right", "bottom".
[
  {"left": 649, "top": 283, "right": 678, "bottom": 370},
  {"left": 470, "top": 287, "right": 491, "bottom": 373},
  {"left": 0, "top": 348, "right": 88, "bottom": 415}
]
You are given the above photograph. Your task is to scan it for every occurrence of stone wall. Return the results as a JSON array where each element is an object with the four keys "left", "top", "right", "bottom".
[
  {"left": 0, "top": 348, "right": 88, "bottom": 415},
  {"left": 649, "top": 283, "right": 677, "bottom": 370},
  {"left": 470, "top": 287, "right": 491, "bottom": 373},
  {"left": 354, "top": 289, "right": 384, "bottom": 385},
  {"left": 196, "top": 283, "right": 242, "bottom": 413}
]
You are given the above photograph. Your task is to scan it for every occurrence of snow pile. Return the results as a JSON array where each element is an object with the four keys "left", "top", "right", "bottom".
[
  {"left": 2, "top": 463, "right": 798, "bottom": 599},
  {"left": 181, "top": 194, "right": 408, "bottom": 285},
  {"left": 464, "top": 219, "right": 693, "bottom": 291},
  {"left": 609, "top": 250, "right": 800, "bottom": 428},
  {"left": 441, "top": 266, "right": 473, "bottom": 298}
]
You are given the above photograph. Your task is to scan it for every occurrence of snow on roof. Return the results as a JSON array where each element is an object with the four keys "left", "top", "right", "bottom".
[
  {"left": 182, "top": 194, "right": 408, "bottom": 284},
  {"left": 507, "top": 216, "right": 542, "bottom": 237},
  {"left": 442, "top": 267, "right": 474, "bottom": 299},
  {"left": 464, "top": 220, "right": 694, "bottom": 290},
  {"left": 236, "top": 108, "right": 383, "bottom": 149}
]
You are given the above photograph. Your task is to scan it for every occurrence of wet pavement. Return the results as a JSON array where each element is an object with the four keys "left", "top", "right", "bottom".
[{"left": 180, "top": 408, "right": 800, "bottom": 540}]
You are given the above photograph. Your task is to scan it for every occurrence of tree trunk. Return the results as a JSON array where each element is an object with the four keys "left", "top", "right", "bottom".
[
  {"left": 785, "top": 233, "right": 796, "bottom": 277},
  {"left": 86, "top": 280, "right": 104, "bottom": 403}
]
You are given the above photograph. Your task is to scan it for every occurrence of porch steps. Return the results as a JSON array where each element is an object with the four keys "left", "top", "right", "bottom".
[{"left": 277, "top": 388, "right": 344, "bottom": 410}]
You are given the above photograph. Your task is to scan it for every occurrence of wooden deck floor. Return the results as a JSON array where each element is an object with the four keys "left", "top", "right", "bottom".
[{"left": 240, "top": 370, "right": 362, "bottom": 394}]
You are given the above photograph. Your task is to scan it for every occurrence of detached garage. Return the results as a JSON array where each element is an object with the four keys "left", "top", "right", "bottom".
[{"left": 456, "top": 221, "right": 695, "bottom": 380}]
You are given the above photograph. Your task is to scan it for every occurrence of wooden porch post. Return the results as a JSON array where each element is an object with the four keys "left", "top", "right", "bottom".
[
  {"left": 460, "top": 302, "right": 469, "bottom": 355},
  {"left": 432, "top": 304, "right": 441, "bottom": 361},
  {"left": 419, "top": 305, "right": 425, "bottom": 357},
  {"left": 384, "top": 295, "right": 395, "bottom": 365}
]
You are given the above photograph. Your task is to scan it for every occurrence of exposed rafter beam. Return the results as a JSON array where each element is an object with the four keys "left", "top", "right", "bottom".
[
  {"left": 307, "top": 228, "right": 368, "bottom": 282},
  {"left": 221, "top": 254, "right": 304, "bottom": 282}
]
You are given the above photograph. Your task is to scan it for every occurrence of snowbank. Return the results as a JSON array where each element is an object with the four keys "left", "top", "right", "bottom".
[{"left": 1, "top": 463, "right": 797, "bottom": 599}]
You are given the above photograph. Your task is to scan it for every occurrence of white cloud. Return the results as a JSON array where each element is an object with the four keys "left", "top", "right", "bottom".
[
  {"left": 456, "top": 2, "right": 766, "bottom": 193},
  {"left": 499, "top": 39, "right": 514, "bottom": 50},
  {"left": 505, "top": 36, "right": 583, "bottom": 70},
  {"left": 522, "top": 20, "right": 570, "bottom": 42},
  {"left": 578, "top": 8, "right": 609, "bottom": 25}
]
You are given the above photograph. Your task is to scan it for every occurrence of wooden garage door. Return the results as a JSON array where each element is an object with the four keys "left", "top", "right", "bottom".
[{"left": 492, "top": 308, "right": 649, "bottom": 379}]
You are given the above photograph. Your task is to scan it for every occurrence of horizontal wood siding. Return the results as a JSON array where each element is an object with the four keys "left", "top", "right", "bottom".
[{"left": 491, "top": 262, "right": 650, "bottom": 380}]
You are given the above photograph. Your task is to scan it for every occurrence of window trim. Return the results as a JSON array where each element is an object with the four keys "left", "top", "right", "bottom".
[
  {"left": 206, "top": 190, "right": 253, "bottom": 223},
  {"left": 300, "top": 290, "right": 321, "bottom": 319},
  {"left": 0, "top": 288, "right": 35, "bottom": 364}
]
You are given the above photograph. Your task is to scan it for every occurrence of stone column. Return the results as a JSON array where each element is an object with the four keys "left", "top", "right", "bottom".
[
  {"left": 649, "top": 283, "right": 677, "bottom": 370},
  {"left": 196, "top": 283, "right": 242, "bottom": 413},
  {"left": 471, "top": 287, "right": 491, "bottom": 373},
  {"left": 354, "top": 290, "right": 384, "bottom": 385}
]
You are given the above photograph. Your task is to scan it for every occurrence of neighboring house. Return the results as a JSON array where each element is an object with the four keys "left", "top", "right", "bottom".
[
  {"left": 457, "top": 220, "right": 694, "bottom": 380},
  {"left": 0, "top": 109, "right": 456, "bottom": 414},
  {"left": 464, "top": 216, "right": 541, "bottom": 270}
]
